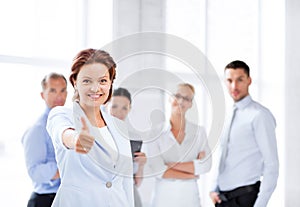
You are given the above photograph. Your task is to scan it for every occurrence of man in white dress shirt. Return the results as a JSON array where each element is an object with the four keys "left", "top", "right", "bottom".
[{"left": 210, "top": 60, "right": 279, "bottom": 207}]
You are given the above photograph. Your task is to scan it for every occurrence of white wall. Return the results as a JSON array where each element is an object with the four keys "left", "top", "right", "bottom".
[{"left": 285, "top": 0, "right": 300, "bottom": 206}]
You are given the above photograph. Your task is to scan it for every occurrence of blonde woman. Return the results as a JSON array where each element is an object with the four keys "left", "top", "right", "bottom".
[{"left": 148, "top": 83, "right": 211, "bottom": 207}]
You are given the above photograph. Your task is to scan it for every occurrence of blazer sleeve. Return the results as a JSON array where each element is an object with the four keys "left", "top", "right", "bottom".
[{"left": 46, "top": 106, "right": 74, "bottom": 151}]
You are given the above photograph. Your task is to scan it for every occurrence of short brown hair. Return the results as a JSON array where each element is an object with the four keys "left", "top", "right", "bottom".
[{"left": 41, "top": 72, "right": 67, "bottom": 91}]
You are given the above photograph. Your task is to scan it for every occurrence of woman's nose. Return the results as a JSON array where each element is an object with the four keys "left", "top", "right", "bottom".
[
  {"left": 176, "top": 97, "right": 184, "bottom": 104},
  {"left": 90, "top": 83, "right": 100, "bottom": 92}
]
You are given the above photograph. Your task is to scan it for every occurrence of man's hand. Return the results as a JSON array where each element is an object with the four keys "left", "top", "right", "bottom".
[
  {"left": 51, "top": 170, "right": 60, "bottom": 180},
  {"left": 210, "top": 192, "right": 222, "bottom": 205}
]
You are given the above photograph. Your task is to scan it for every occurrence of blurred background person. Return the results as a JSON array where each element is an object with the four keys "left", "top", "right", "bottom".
[
  {"left": 210, "top": 60, "right": 279, "bottom": 207},
  {"left": 147, "top": 83, "right": 212, "bottom": 207},
  {"left": 109, "top": 87, "right": 147, "bottom": 207},
  {"left": 22, "top": 72, "right": 67, "bottom": 207}
]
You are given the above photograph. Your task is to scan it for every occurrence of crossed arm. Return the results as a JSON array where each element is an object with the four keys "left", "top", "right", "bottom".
[{"left": 162, "top": 151, "right": 206, "bottom": 179}]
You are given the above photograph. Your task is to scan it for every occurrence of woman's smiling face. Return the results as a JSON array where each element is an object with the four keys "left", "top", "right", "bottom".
[{"left": 75, "top": 63, "right": 111, "bottom": 108}]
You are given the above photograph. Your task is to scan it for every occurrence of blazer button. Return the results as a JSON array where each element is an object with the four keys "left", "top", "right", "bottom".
[{"left": 106, "top": 181, "right": 112, "bottom": 188}]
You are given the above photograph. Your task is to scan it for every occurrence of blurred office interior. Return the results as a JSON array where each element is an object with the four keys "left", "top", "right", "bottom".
[{"left": 0, "top": 0, "right": 299, "bottom": 206}]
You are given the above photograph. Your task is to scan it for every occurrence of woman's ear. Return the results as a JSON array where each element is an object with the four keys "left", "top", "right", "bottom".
[
  {"left": 168, "top": 95, "right": 174, "bottom": 104},
  {"left": 129, "top": 104, "right": 132, "bottom": 112},
  {"left": 72, "top": 79, "right": 77, "bottom": 89},
  {"left": 187, "top": 100, "right": 193, "bottom": 109}
]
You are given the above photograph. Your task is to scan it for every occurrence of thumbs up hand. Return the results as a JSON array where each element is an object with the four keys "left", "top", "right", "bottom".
[{"left": 74, "top": 117, "right": 95, "bottom": 154}]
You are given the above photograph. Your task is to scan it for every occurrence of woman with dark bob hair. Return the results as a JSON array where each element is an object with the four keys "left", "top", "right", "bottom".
[{"left": 47, "top": 49, "right": 134, "bottom": 207}]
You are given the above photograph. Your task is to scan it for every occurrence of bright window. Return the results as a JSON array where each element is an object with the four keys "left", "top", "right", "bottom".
[{"left": 0, "top": 1, "right": 113, "bottom": 206}]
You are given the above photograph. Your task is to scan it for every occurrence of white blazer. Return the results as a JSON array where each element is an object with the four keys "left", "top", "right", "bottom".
[{"left": 47, "top": 102, "right": 134, "bottom": 207}]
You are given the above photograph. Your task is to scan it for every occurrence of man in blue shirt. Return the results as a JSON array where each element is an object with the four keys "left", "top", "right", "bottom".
[
  {"left": 22, "top": 72, "right": 67, "bottom": 207},
  {"left": 210, "top": 60, "right": 279, "bottom": 207}
]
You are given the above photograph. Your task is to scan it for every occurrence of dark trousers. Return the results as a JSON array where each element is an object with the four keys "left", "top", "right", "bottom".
[
  {"left": 216, "top": 181, "right": 260, "bottom": 207},
  {"left": 27, "top": 192, "right": 56, "bottom": 207}
]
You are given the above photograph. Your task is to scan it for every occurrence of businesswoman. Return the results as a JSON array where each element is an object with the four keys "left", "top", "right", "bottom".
[
  {"left": 47, "top": 49, "right": 134, "bottom": 207},
  {"left": 148, "top": 83, "right": 211, "bottom": 207}
]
